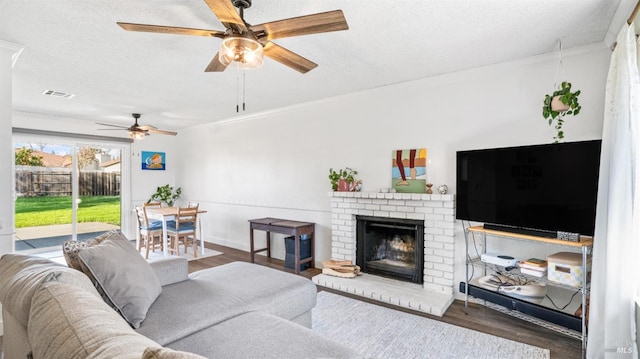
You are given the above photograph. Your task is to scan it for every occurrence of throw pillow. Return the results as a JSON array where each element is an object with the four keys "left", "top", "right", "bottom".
[
  {"left": 62, "top": 230, "right": 125, "bottom": 271},
  {"left": 142, "top": 347, "right": 207, "bottom": 359},
  {"left": 77, "top": 238, "right": 162, "bottom": 328},
  {"left": 28, "top": 281, "right": 159, "bottom": 359}
]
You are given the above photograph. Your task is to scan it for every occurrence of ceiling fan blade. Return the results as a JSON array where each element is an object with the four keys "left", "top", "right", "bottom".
[
  {"left": 263, "top": 42, "right": 317, "bottom": 74},
  {"left": 137, "top": 125, "right": 157, "bottom": 130},
  {"left": 205, "top": 52, "right": 228, "bottom": 72},
  {"left": 96, "top": 122, "right": 129, "bottom": 129},
  {"left": 251, "top": 10, "right": 348, "bottom": 40},
  {"left": 203, "top": 0, "right": 247, "bottom": 32},
  {"left": 146, "top": 128, "right": 178, "bottom": 136},
  {"left": 117, "top": 22, "right": 225, "bottom": 38},
  {"left": 97, "top": 128, "right": 128, "bottom": 131}
]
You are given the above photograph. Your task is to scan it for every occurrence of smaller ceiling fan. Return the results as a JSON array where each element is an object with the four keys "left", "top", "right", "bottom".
[{"left": 97, "top": 113, "right": 177, "bottom": 140}]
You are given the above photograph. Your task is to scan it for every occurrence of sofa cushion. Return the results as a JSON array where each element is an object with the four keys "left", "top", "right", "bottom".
[
  {"left": 0, "top": 254, "right": 100, "bottom": 327},
  {"left": 77, "top": 238, "right": 162, "bottom": 328},
  {"left": 166, "top": 311, "right": 362, "bottom": 359},
  {"left": 28, "top": 281, "right": 160, "bottom": 359},
  {"left": 62, "top": 230, "right": 124, "bottom": 271},
  {"left": 136, "top": 261, "right": 317, "bottom": 345},
  {"left": 142, "top": 347, "right": 207, "bottom": 359}
]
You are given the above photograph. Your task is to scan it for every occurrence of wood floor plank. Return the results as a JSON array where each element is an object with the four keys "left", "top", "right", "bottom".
[{"left": 193, "top": 242, "right": 582, "bottom": 359}]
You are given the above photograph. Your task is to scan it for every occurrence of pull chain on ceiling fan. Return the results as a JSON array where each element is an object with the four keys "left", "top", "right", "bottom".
[{"left": 116, "top": 0, "right": 349, "bottom": 73}]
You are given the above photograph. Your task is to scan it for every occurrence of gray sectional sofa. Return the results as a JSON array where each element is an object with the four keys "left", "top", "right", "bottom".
[{"left": 0, "top": 237, "right": 360, "bottom": 358}]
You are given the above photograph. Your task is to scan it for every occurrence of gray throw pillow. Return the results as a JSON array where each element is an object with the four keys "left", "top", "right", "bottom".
[
  {"left": 62, "top": 230, "right": 125, "bottom": 271},
  {"left": 77, "top": 238, "right": 162, "bottom": 328}
]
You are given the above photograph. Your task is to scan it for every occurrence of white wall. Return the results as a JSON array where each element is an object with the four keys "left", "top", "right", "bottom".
[{"left": 176, "top": 43, "right": 610, "bottom": 292}]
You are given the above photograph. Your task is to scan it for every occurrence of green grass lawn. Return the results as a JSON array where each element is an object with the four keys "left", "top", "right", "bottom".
[{"left": 15, "top": 196, "right": 121, "bottom": 228}]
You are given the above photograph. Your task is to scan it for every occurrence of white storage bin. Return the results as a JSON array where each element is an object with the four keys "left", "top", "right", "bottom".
[{"left": 547, "top": 252, "right": 591, "bottom": 287}]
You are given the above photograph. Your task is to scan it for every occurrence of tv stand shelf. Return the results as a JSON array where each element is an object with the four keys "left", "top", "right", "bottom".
[
  {"left": 467, "top": 226, "right": 593, "bottom": 247},
  {"left": 463, "top": 226, "right": 592, "bottom": 359}
]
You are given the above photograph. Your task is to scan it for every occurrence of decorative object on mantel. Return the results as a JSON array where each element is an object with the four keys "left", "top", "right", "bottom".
[
  {"left": 392, "top": 148, "right": 427, "bottom": 193},
  {"left": 321, "top": 260, "right": 361, "bottom": 278},
  {"left": 437, "top": 184, "right": 448, "bottom": 194},
  {"left": 148, "top": 184, "right": 182, "bottom": 207},
  {"left": 328, "top": 167, "right": 360, "bottom": 192},
  {"left": 425, "top": 183, "right": 433, "bottom": 194},
  {"left": 542, "top": 40, "right": 581, "bottom": 143}
]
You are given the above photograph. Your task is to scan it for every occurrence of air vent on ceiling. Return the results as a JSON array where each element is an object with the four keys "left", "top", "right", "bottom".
[{"left": 42, "top": 90, "right": 75, "bottom": 99}]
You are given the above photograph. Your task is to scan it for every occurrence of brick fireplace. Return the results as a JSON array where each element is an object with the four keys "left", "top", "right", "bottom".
[{"left": 312, "top": 191, "right": 456, "bottom": 316}]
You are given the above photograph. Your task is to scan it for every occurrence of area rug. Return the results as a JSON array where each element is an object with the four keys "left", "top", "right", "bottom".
[
  {"left": 141, "top": 247, "right": 223, "bottom": 262},
  {"left": 312, "top": 291, "right": 550, "bottom": 359}
]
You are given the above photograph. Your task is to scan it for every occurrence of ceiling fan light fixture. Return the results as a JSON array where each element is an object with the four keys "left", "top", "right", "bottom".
[
  {"left": 129, "top": 131, "right": 146, "bottom": 140},
  {"left": 219, "top": 35, "right": 263, "bottom": 69}
]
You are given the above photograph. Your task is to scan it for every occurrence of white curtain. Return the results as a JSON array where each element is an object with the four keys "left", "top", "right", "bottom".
[{"left": 587, "top": 22, "right": 640, "bottom": 358}]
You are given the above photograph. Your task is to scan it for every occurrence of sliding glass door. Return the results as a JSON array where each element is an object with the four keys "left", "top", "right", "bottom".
[{"left": 14, "top": 136, "right": 126, "bottom": 253}]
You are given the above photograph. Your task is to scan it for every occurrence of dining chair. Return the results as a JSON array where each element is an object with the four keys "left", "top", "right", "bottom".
[
  {"left": 144, "top": 201, "right": 163, "bottom": 208},
  {"left": 135, "top": 206, "right": 164, "bottom": 259},
  {"left": 166, "top": 206, "right": 198, "bottom": 257}
]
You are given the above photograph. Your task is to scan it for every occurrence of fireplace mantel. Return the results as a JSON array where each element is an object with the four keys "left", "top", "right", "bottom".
[{"left": 313, "top": 191, "right": 456, "bottom": 316}]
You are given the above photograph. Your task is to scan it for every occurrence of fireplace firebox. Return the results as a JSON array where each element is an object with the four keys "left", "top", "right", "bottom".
[{"left": 356, "top": 216, "right": 424, "bottom": 284}]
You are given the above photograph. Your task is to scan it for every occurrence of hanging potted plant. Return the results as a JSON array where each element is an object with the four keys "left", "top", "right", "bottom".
[
  {"left": 542, "top": 81, "right": 581, "bottom": 143},
  {"left": 328, "top": 167, "right": 359, "bottom": 192}
]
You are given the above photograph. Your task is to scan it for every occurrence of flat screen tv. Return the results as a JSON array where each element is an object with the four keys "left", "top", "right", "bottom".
[{"left": 456, "top": 140, "right": 602, "bottom": 239}]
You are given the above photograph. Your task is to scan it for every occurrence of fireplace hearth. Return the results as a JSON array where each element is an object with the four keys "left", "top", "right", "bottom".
[
  {"left": 313, "top": 191, "right": 456, "bottom": 316},
  {"left": 356, "top": 216, "right": 424, "bottom": 284}
]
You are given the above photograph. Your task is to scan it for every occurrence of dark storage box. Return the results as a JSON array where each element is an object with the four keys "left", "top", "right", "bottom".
[{"left": 284, "top": 235, "right": 311, "bottom": 271}]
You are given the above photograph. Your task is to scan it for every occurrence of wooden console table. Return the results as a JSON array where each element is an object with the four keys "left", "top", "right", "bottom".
[{"left": 248, "top": 217, "right": 315, "bottom": 275}]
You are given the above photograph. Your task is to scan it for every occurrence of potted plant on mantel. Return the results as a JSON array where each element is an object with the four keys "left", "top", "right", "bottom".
[
  {"left": 328, "top": 167, "right": 359, "bottom": 192},
  {"left": 542, "top": 81, "right": 582, "bottom": 143},
  {"left": 148, "top": 184, "right": 182, "bottom": 207}
]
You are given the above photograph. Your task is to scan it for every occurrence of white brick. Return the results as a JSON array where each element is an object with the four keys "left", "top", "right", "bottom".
[
  {"left": 424, "top": 201, "right": 443, "bottom": 208},
  {"left": 332, "top": 242, "right": 345, "bottom": 249},
  {"left": 332, "top": 230, "right": 345, "bottom": 237},
  {"left": 434, "top": 263, "right": 453, "bottom": 273},
  {"left": 358, "top": 209, "right": 374, "bottom": 216},
  {"left": 406, "top": 213, "right": 425, "bottom": 220},
  {"left": 425, "top": 213, "right": 444, "bottom": 221},
  {"left": 384, "top": 193, "right": 394, "bottom": 199},
  {"left": 397, "top": 206, "right": 414, "bottom": 213},
  {"left": 426, "top": 241, "right": 443, "bottom": 249},
  {"left": 404, "top": 201, "right": 424, "bottom": 208},
  {"left": 444, "top": 201, "right": 454, "bottom": 208},
  {"left": 411, "top": 193, "right": 422, "bottom": 200},
  {"left": 366, "top": 204, "right": 381, "bottom": 211},
  {"left": 434, "top": 221, "right": 455, "bottom": 230},
  {"left": 425, "top": 269, "right": 444, "bottom": 278},
  {"left": 425, "top": 255, "right": 443, "bottom": 263},
  {"left": 333, "top": 208, "right": 345, "bottom": 214},
  {"left": 373, "top": 211, "right": 390, "bottom": 217},
  {"left": 358, "top": 199, "right": 373, "bottom": 204},
  {"left": 434, "top": 249, "right": 454, "bottom": 259},
  {"left": 338, "top": 248, "right": 352, "bottom": 255},
  {"left": 380, "top": 205, "right": 396, "bottom": 211},
  {"left": 443, "top": 229, "right": 454, "bottom": 236},
  {"left": 434, "top": 208, "right": 455, "bottom": 215},
  {"left": 338, "top": 225, "right": 351, "bottom": 232},
  {"left": 372, "top": 199, "right": 388, "bottom": 205},
  {"left": 444, "top": 215, "right": 455, "bottom": 222},
  {"left": 331, "top": 197, "right": 344, "bottom": 203},
  {"left": 389, "top": 212, "right": 406, "bottom": 219},
  {"left": 429, "top": 194, "right": 442, "bottom": 201},
  {"left": 433, "top": 277, "right": 452, "bottom": 286},
  {"left": 415, "top": 207, "right": 434, "bottom": 215},
  {"left": 344, "top": 198, "right": 358, "bottom": 203},
  {"left": 425, "top": 227, "right": 444, "bottom": 235},
  {"left": 350, "top": 203, "right": 365, "bottom": 209},
  {"left": 338, "top": 214, "right": 352, "bottom": 221},
  {"left": 388, "top": 200, "right": 405, "bottom": 206}
]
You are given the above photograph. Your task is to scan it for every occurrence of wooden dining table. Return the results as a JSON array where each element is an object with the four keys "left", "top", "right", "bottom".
[{"left": 145, "top": 206, "right": 207, "bottom": 257}]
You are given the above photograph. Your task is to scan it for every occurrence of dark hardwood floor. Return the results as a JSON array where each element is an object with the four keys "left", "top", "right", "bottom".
[{"left": 193, "top": 242, "right": 583, "bottom": 359}]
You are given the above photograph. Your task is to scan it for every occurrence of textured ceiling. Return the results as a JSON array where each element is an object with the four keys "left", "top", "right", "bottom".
[{"left": 0, "top": 0, "right": 633, "bottom": 135}]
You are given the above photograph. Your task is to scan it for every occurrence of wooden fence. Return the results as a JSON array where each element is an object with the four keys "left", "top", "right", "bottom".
[{"left": 15, "top": 170, "right": 121, "bottom": 196}]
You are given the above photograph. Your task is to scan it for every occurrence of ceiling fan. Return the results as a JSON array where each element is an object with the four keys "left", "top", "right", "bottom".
[
  {"left": 116, "top": 0, "right": 349, "bottom": 74},
  {"left": 97, "top": 113, "right": 178, "bottom": 140}
]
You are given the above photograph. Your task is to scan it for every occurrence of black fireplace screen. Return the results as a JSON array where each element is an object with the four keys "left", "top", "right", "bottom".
[{"left": 356, "top": 216, "right": 424, "bottom": 284}]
